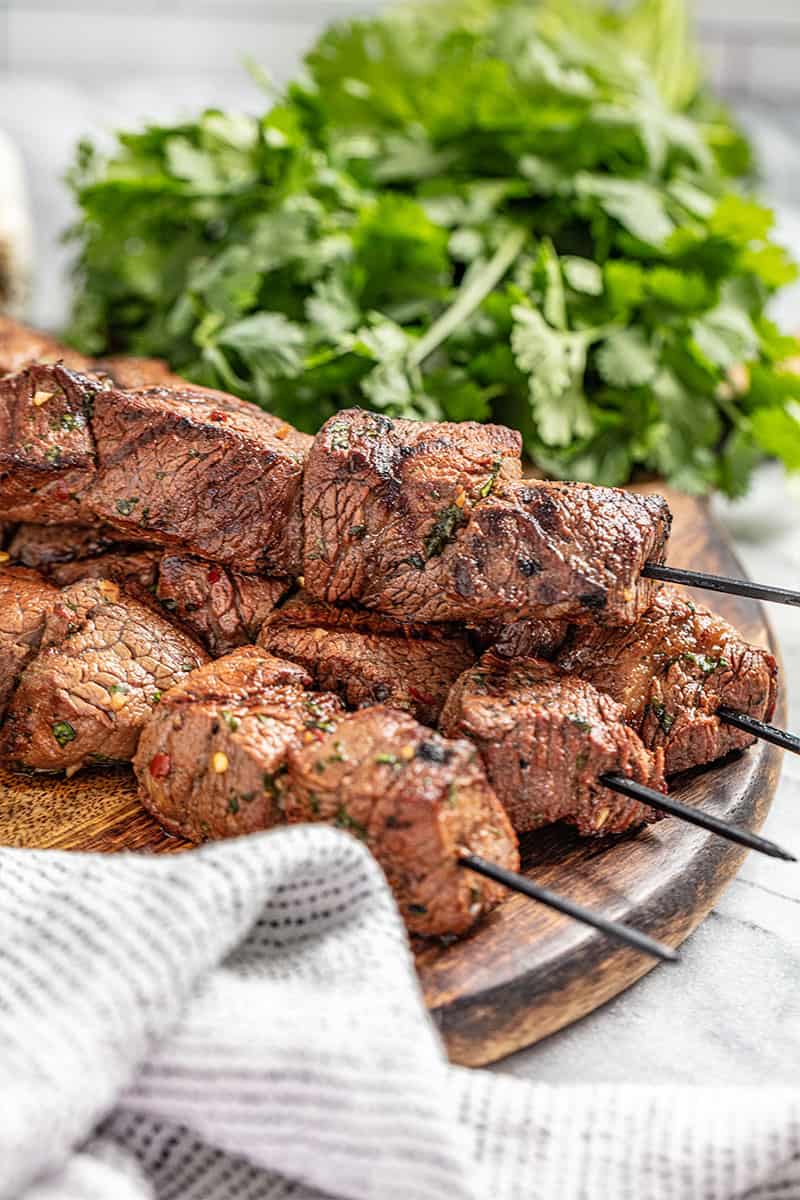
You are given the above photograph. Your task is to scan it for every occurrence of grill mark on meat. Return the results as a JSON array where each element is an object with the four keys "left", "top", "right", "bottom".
[
  {"left": 552, "top": 584, "right": 778, "bottom": 774},
  {"left": 441, "top": 652, "right": 665, "bottom": 837}
]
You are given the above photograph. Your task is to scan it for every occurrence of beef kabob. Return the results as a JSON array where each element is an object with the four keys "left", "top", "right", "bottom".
[
  {"left": 132, "top": 645, "right": 674, "bottom": 960},
  {"left": 259, "top": 593, "right": 793, "bottom": 860},
  {"left": 0, "top": 567, "right": 673, "bottom": 959},
  {"left": 1, "top": 327, "right": 798, "bottom": 630}
]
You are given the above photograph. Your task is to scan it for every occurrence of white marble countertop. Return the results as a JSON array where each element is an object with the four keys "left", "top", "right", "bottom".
[{"left": 1, "top": 63, "right": 799, "bottom": 1087}]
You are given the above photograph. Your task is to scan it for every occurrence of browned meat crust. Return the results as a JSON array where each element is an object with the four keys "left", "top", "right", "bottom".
[
  {"left": 258, "top": 592, "right": 475, "bottom": 725},
  {"left": 0, "top": 363, "right": 310, "bottom": 573},
  {"left": 303, "top": 409, "right": 670, "bottom": 625},
  {"left": 0, "top": 566, "right": 59, "bottom": 719},
  {"left": 157, "top": 554, "right": 290, "bottom": 656},
  {"left": 0, "top": 577, "right": 208, "bottom": 773},
  {"left": 134, "top": 648, "right": 342, "bottom": 842},
  {"left": 134, "top": 648, "right": 518, "bottom": 937},
  {"left": 553, "top": 585, "right": 779, "bottom": 775},
  {"left": 440, "top": 652, "right": 665, "bottom": 836},
  {"left": 285, "top": 705, "right": 517, "bottom": 936},
  {"left": 7, "top": 522, "right": 122, "bottom": 569}
]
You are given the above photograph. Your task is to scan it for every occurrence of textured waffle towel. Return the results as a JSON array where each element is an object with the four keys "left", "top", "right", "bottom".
[{"left": 1, "top": 826, "right": 798, "bottom": 1200}]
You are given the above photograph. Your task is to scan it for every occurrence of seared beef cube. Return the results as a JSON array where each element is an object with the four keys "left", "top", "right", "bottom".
[
  {"left": 84, "top": 383, "right": 309, "bottom": 573},
  {"left": 473, "top": 614, "right": 570, "bottom": 659},
  {"left": 286, "top": 706, "right": 518, "bottom": 937},
  {"left": 303, "top": 409, "right": 670, "bottom": 624},
  {"left": 1, "top": 578, "right": 207, "bottom": 773},
  {"left": 156, "top": 554, "right": 289, "bottom": 656},
  {"left": 0, "top": 566, "right": 58, "bottom": 718},
  {"left": 0, "top": 364, "right": 100, "bottom": 524},
  {"left": 135, "top": 649, "right": 342, "bottom": 842},
  {"left": 554, "top": 585, "right": 779, "bottom": 774},
  {"left": 0, "top": 316, "right": 93, "bottom": 376},
  {"left": 441, "top": 653, "right": 665, "bottom": 836},
  {"left": 7, "top": 522, "right": 120, "bottom": 569},
  {"left": 258, "top": 592, "right": 475, "bottom": 724}
]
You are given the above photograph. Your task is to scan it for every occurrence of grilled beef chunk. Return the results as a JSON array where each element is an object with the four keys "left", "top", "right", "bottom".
[
  {"left": 0, "top": 363, "right": 310, "bottom": 573},
  {"left": 135, "top": 648, "right": 341, "bottom": 842},
  {"left": 0, "top": 316, "right": 93, "bottom": 376},
  {"left": 474, "top": 615, "right": 570, "bottom": 659},
  {"left": 1, "top": 578, "right": 207, "bottom": 773},
  {"left": 286, "top": 706, "right": 517, "bottom": 936},
  {"left": 48, "top": 548, "right": 162, "bottom": 599},
  {"left": 553, "top": 585, "right": 779, "bottom": 774},
  {"left": 0, "top": 567, "right": 58, "bottom": 718},
  {"left": 258, "top": 592, "right": 475, "bottom": 725},
  {"left": 303, "top": 409, "right": 670, "bottom": 625},
  {"left": 92, "top": 356, "right": 188, "bottom": 390},
  {"left": 0, "top": 363, "right": 101, "bottom": 524},
  {"left": 157, "top": 554, "right": 289, "bottom": 656},
  {"left": 136, "top": 646, "right": 517, "bottom": 937},
  {"left": 441, "top": 653, "right": 665, "bottom": 836}
]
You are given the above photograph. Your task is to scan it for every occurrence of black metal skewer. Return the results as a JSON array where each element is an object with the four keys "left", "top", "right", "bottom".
[
  {"left": 642, "top": 563, "right": 800, "bottom": 610},
  {"left": 602, "top": 773, "right": 796, "bottom": 862},
  {"left": 717, "top": 706, "right": 800, "bottom": 756},
  {"left": 459, "top": 854, "right": 678, "bottom": 962}
]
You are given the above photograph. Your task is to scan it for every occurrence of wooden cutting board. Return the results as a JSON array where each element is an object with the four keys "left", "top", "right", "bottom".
[{"left": 0, "top": 487, "right": 785, "bottom": 1066}]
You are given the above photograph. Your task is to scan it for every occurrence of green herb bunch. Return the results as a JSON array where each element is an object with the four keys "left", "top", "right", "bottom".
[{"left": 66, "top": 0, "right": 800, "bottom": 494}]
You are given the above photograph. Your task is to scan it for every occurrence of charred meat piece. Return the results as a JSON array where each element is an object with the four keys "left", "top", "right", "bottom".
[
  {"left": 0, "top": 316, "right": 93, "bottom": 376},
  {"left": 83, "top": 382, "right": 309, "bottom": 573},
  {"left": 303, "top": 409, "right": 670, "bottom": 625},
  {"left": 1, "top": 577, "right": 207, "bottom": 773},
  {"left": 135, "top": 647, "right": 341, "bottom": 843},
  {"left": 0, "top": 363, "right": 101, "bottom": 524},
  {"left": 0, "top": 566, "right": 59, "bottom": 719},
  {"left": 157, "top": 554, "right": 290, "bottom": 656},
  {"left": 473, "top": 614, "right": 570, "bottom": 660},
  {"left": 258, "top": 592, "right": 475, "bottom": 725},
  {"left": 286, "top": 705, "right": 517, "bottom": 936},
  {"left": 441, "top": 653, "right": 665, "bottom": 836},
  {"left": 135, "top": 646, "right": 517, "bottom": 937},
  {"left": 553, "top": 585, "right": 779, "bottom": 774},
  {"left": 0, "top": 363, "right": 310, "bottom": 573}
]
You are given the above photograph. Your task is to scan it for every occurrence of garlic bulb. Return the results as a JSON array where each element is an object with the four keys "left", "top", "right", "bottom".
[{"left": 0, "top": 128, "right": 32, "bottom": 318}]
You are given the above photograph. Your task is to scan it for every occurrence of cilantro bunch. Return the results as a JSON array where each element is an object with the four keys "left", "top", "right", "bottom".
[{"left": 66, "top": 0, "right": 800, "bottom": 495}]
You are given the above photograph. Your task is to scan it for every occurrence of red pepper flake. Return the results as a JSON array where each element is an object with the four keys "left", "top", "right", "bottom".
[
  {"left": 209, "top": 410, "right": 228, "bottom": 423},
  {"left": 149, "top": 753, "right": 172, "bottom": 779},
  {"left": 207, "top": 566, "right": 221, "bottom": 584}
]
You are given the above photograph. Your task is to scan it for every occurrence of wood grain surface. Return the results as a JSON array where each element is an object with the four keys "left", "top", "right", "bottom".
[{"left": 0, "top": 488, "right": 785, "bottom": 1066}]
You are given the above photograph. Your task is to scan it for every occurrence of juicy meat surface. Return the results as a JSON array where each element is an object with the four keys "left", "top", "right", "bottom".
[
  {"left": 157, "top": 554, "right": 289, "bottom": 656},
  {"left": 135, "top": 648, "right": 517, "bottom": 937},
  {"left": 0, "top": 362, "right": 311, "bottom": 573},
  {"left": 286, "top": 705, "right": 517, "bottom": 936},
  {"left": 0, "top": 363, "right": 101, "bottom": 523},
  {"left": 258, "top": 592, "right": 475, "bottom": 725},
  {"left": 440, "top": 653, "right": 665, "bottom": 836},
  {"left": 1, "top": 578, "right": 208, "bottom": 773},
  {"left": 0, "top": 567, "right": 59, "bottom": 718},
  {"left": 553, "top": 585, "right": 779, "bottom": 774},
  {"left": 47, "top": 547, "right": 162, "bottom": 600},
  {"left": 135, "top": 652, "right": 342, "bottom": 843},
  {"left": 303, "top": 409, "right": 670, "bottom": 624}
]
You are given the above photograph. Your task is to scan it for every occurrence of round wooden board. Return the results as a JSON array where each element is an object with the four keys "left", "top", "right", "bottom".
[{"left": 0, "top": 488, "right": 785, "bottom": 1066}]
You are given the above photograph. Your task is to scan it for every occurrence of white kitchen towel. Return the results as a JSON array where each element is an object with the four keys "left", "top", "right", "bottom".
[{"left": 1, "top": 825, "right": 799, "bottom": 1200}]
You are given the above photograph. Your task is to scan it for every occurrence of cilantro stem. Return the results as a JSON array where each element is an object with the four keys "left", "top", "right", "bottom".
[{"left": 409, "top": 226, "right": 527, "bottom": 368}]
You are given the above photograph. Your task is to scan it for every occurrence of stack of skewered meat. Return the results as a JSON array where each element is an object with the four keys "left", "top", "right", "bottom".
[{"left": 0, "top": 317, "right": 792, "bottom": 950}]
